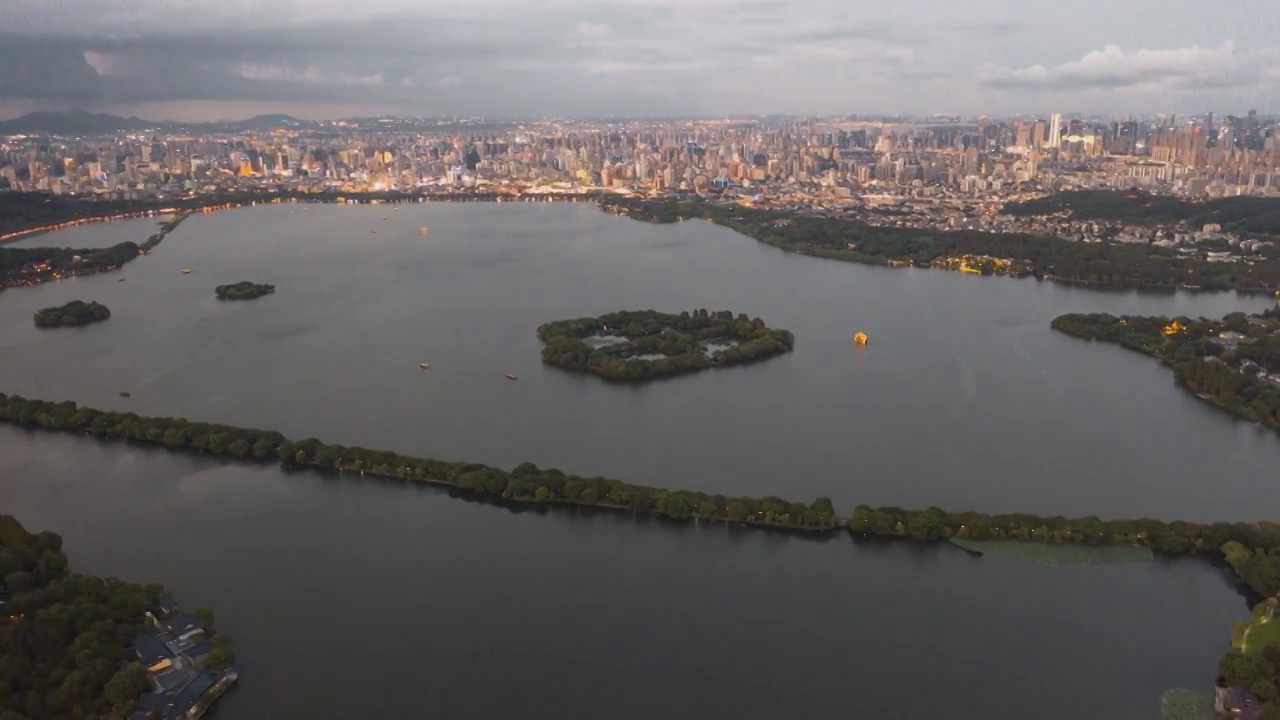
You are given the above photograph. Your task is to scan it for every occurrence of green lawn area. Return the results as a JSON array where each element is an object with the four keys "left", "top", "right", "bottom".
[
  {"left": 1159, "top": 689, "right": 1215, "bottom": 720},
  {"left": 947, "top": 538, "right": 1154, "bottom": 566},
  {"left": 1247, "top": 614, "right": 1280, "bottom": 655}
]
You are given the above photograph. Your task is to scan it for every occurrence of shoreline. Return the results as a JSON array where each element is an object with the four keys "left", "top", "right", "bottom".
[
  {"left": 0, "top": 209, "right": 179, "bottom": 245},
  {"left": 5, "top": 192, "right": 1278, "bottom": 711},
  {"left": 742, "top": 221, "right": 1280, "bottom": 298},
  {"left": 602, "top": 200, "right": 1280, "bottom": 298},
  {"left": 1, "top": 209, "right": 192, "bottom": 292},
  {"left": 4, "top": 190, "right": 1276, "bottom": 297},
  {"left": 1050, "top": 319, "right": 1280, "bottom": 436},
  {"left": 0, "top": 190, "right": 613, "bottom": 246}
]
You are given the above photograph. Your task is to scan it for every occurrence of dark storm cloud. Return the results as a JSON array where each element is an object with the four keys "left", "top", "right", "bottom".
[
  {"left": 0, "top": 0, "right": 1275, "bottom": 116},
  {"left": 0, "top": 16, "right": 566, "bottom": 108}
]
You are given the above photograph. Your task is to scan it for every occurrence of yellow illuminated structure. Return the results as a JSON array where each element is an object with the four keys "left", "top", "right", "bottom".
[{"left": 853, "top": 332, "right": 868, "bottom": 345}]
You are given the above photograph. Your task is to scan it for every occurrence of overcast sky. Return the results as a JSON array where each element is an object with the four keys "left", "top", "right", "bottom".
[{"left": 0, "top": 0, "right": 1276, "bottom": 120}]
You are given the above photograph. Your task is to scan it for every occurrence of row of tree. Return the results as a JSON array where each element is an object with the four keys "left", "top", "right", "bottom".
[
  {"left": 33, "top": 300, "right": 111, "bottom": 329},
  {"left": 1052, "top": 310, "right": 1280, "bottom": 431},
  {"left": 8, "top": 391, "right": 1280, "bottom": 569},
  {"left": 599, "top": 196, "right": 1280, "bottom": 293},
  {"left": 848, "top": 505, "right": 1280, "bottom": 590},
  {"left": 537, "top": 309, "right": 795, "bottom": 382},
  {"left": 0, "top": 393, "right": 838, "bottom": 531},
  {"left": 9, "top": 390, "right": 1280, "bottom": 709}
]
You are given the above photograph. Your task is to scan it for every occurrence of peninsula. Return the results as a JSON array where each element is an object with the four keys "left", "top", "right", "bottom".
[
  {"left": 215, "top": 281, "right": 276, "bottom": 301},
  {"left": 599, "top": 196, "right": 1280, "bottom": 294},
  {"left": 1052, "top": 307, "right": 1280, "bottom": 433},
  {"left": 0, "top": 515, "right": 236, "bottom": 719},
  {"left": 1, "top": 210, "right": 189, "bottom": 291},
  {"left": 33, "top": 300, "right": 110, "bottom": 328},
  {"left": 537, "top": 309, "right": 795, "bottom": 382}
]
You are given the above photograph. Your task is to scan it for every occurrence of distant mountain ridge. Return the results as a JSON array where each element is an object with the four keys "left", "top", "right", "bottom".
[{"left": 0, "top": 110, "right": 309, "bottom": 135}]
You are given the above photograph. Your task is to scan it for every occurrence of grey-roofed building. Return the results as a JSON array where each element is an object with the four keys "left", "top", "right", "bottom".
[
  {"left": 132, "top": 633, "right": 174, "bottom": 666},
  {"left": 170, "top": 671, "right": 216, "bottom": 710},
  {"left": 151, "top": 664, "right": 198, "bottom": 694},
  {"left": 161, "top": 612, "right": 202, "bottom": 637},
  {"left": 131, "top": 593, "right": 236, "bottom": 720},
  {"left": 157, "top": 593, "right": 181, "bottom": 616},
  {"left": 183, "top": 641, "right": 213, "bottom": 661},
  {"left": 1214, "top": 686, "right": 1261, "bottom": 719},
  {"left": 129, "top": 693, "right": 169, "bottom": 720}
]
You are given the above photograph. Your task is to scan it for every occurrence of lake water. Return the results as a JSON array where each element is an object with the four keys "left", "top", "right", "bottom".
[
  {"left": 0, "top": 429, "right": 1250, "bottom": 720},
  {"left": 1, "top": 202, "right": 1275, "bottom": 718}
]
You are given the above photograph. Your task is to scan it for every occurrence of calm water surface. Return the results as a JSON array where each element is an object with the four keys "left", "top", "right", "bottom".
[
  {"left": 0, "top": 429, "right": 1250, "bottom": 720},
  {"left": 2, "top": 202, "right": 1276, "bottom": 519},
  {"left": 1, "top": 202, "right": 1274, "bottom": 718}
]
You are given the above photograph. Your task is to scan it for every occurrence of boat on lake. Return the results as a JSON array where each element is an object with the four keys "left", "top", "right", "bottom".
[
  {"left": 181, "top": 268, "right": 192, "bottom": 274},
  {"left": 854, "top": 332, "right": 868, "bottom": 346},
  {"left": 505, "top": 374, "right": 519, "bottom": 381},
  {"left": 420, "top": 363, "right": 430, "bottom": 370}
]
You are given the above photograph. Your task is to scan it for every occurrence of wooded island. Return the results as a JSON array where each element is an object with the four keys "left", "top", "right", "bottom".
[
  {"left": 33, "top": 300, "right": 110, "bottom": 328},
  {"left": 537, "top": 309, "right": 795, "bottom": 382},
  {"left": 215, "top": 281, "right": 276, "bottom": 300}
]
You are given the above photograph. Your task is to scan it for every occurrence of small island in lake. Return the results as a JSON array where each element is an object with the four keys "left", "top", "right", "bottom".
[
  {"left": 1052, "top": 306, "right": 1280, "bottom": 433},
  {"left": 215, "top": 281, "right": 275, "bottom": 300},
  {"left": 33, "top": 299, "right": 110, "bottom": 328},
  {"left": 537, "top": 309, "right": 795, "bottom": 382}
]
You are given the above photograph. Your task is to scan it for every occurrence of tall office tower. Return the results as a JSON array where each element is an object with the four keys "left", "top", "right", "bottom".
[
  {"left": 1033, "top": 120, "right": 1046, "bottom": 147},
  {"left": 1015, "top": 124, "right": 1031, "bottom": 148},
  {"left": 1047, "top": 114, "right": 1063, "bottom": 148}
]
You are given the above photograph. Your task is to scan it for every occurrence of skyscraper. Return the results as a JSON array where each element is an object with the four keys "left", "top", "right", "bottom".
[{"left": 1047, "top": 114, "right": 1063, "bottom": 149}]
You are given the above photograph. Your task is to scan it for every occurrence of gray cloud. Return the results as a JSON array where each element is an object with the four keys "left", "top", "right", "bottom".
[
  {"left": 978, "top": 42, "right": 1280, "bottom": 95},
  {"left": 0, "top": 0, "right": 1275, "bottom": 117}
]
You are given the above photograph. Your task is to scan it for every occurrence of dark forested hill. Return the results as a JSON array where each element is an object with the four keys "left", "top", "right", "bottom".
[{"left": 1002, "top": 190, "right": 1280, "bottom": 236}]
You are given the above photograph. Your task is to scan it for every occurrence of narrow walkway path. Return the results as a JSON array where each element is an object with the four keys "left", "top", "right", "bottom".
[{"left": 1241, "top": 603, "right": 1276, "bottom": 653}]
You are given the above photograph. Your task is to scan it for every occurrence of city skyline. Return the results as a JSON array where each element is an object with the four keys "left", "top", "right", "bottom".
[{"left": 0, "top": 0, "right": 1277, "bottom": 120}]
